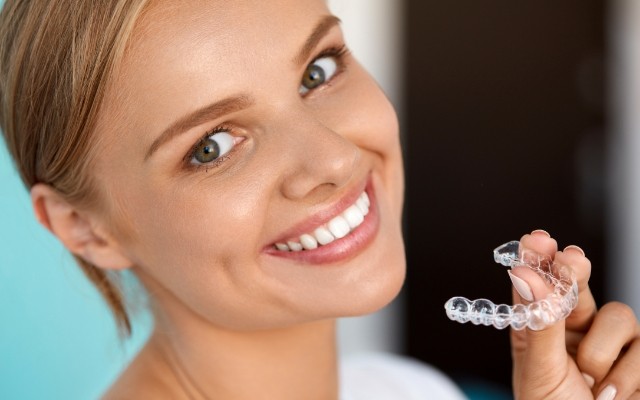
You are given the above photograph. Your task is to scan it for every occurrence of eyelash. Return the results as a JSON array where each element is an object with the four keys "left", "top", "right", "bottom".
[
  {"left": 301, "top": 44, "right": 350, "bottom": 96},
  {"left": 185, "top": 44, "right": 351, "bottom": 172},
  {"left": 184, "top": 125, "right": 236, "bottom": 172},
  {"left": 317, "top": 44, "right": 350, "bottom": 67}
]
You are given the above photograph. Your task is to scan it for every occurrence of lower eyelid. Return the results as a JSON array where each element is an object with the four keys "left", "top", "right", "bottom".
[
  {"left": 300, "top": 61, "right": 347, "bottom": 97},
  {"left": 318, "top": 66, "right": 346, "bottom": 93},
  {"left": 188, "top": 135, "right": 247, "bottom": 172}
]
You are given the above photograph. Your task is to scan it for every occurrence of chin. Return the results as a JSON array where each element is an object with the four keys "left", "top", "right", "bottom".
[
  {"left": 351, "top": 263, "right": 406, "bottom": 316},
  {"left": 325, "top": 245, "right": 407, "bottom": 319}
]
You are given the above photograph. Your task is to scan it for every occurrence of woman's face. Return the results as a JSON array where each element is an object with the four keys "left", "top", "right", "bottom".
[{"left": 93, "top": 0, "right": 406, "bottom": 330}]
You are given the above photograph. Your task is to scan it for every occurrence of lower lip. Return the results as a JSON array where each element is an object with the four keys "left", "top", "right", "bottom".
[{"left": 263, "top": 185, "right": 380, "bottom": 265}]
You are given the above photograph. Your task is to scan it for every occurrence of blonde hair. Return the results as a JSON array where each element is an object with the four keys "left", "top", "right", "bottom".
[{"left": 0, "top": 0, "right": 150, "bottom": 335}]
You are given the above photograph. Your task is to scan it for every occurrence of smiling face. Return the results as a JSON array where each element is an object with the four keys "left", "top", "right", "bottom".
[{"left": 92, "top": 0, "right": 406, "bottom": 331}]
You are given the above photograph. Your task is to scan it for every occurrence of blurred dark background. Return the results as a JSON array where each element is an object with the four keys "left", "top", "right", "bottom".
[{"left": 403, "top": 0, "right": 607, "bottom": 390}]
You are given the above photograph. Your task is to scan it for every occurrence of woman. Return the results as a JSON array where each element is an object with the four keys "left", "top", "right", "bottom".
[{"left": 0, "top": 1, "right": 638, "bottom": 398}]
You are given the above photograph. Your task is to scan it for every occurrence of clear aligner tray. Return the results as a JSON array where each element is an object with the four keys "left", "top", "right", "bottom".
[{"left": 444, "top": 241, "right": 579, "bottom": 331}]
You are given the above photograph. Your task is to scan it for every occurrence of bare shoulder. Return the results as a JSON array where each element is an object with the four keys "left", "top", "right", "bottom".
[{"left": 101, "top": 338, "right": 186, "bottom": 400}]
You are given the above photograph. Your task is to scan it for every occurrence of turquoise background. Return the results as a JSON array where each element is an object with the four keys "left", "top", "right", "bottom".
[
  {"left": 0, "top": 6, "right": 147, "bottom": 398},
  {"left": 0, "top": 135, "right": 150, "bottom": 399}
]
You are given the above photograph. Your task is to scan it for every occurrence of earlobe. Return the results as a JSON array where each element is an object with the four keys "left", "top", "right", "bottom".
[{"left": 30, "top": 183, "right": 133, "bottom": 270}]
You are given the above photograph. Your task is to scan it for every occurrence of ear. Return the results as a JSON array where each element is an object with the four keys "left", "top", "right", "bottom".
[{"left": 30, "top": 183, "right": 133, "bottom": 270}]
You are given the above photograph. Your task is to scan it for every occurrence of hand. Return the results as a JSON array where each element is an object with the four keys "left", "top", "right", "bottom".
[{"left": 510, "top": 230, "right": 640, "bottom": 399}]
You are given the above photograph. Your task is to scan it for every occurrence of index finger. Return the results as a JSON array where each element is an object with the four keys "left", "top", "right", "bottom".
[
  {"left": 553, "top": 246, "right": 596, "bottom": 333},
  {"left": 519, "top": 231, "right": 558, "bottom": 260},
  {"left": 519, "top": 233, "right": 596, "bottom": 328}
]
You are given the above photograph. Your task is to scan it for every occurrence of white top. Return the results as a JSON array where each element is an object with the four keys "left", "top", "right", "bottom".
[{"left": 340, "top": 353, "right": 468, "bottom": 400}]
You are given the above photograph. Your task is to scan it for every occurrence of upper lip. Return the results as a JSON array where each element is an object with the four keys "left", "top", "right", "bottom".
[{"left": 266, "top": 175, "right": 370, "bottom": 247}]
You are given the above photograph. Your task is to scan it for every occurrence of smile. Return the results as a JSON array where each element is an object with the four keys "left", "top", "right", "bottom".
[{"left": 274, "top": 191, "right": 370, "bottom": 252}]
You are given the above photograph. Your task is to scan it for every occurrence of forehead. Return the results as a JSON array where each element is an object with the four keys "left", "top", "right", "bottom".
[
  {"left": 125, "top": 0, "right": 330, "bottom": 87},
  {"left": 101, "top": 0, "right": 331, "bottom": 143}
]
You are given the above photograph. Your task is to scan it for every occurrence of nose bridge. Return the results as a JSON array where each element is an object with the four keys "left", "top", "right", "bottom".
[{"left": 275, "top": 111, "right": 359, "bottom": 201}]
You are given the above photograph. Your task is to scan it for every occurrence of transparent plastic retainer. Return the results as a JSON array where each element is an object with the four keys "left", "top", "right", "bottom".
[{"left": 444, "top": 241, "right": 579, "bottom": 331}]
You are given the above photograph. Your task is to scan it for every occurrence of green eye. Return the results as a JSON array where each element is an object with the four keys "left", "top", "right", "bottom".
[
  {"left": 299, "top": 56, "right": 338, "bottom": 95},
  {"left": 191, "top": 131, "right": 234, "bottom": 165}
]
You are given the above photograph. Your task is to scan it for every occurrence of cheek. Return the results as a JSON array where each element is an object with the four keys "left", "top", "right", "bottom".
[
  {"left": 324, "top": 65, "right": 403, "bottom": 171},
  {"left": 339, "top": 86, "right": 399, "bottom": 149},
  {"left": 133, "top": 181, "right": 262, "bottom": 258},
  {"left": 340, "top": 69, "right": 404, "bottom": 210},
  {"left": 106, "top": 177, "right": 287, "bottom": 327},
  {"left": 106, "top": 172, "right": 267, "bottom": 288}
]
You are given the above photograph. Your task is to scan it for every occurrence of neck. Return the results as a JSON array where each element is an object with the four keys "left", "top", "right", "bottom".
[{"left": 147, "top": 308, "right": 339, "bottom": 400}]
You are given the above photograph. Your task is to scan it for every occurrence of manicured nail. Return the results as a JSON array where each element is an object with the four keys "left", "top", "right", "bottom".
[
  {"left": 508, "top": 270, "right": 534, "bottom": 301},
  {"left": 581, "top": 372, "right": 595, "bottom": 388},
  {"left": 596, "top": 385, "right": 617, "bottom": 400},
  {"left": 531, "top": 229, "right": 550, "bottom": 237},
  {"left": 564, "top": 245, "right": 585, "bottom": 257}
]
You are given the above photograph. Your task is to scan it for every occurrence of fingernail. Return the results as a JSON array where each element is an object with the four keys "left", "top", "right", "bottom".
[
  {"left": 596, "top": 385, "right": 617, "bottom": 400},
  {"left": 531, "top": 229, "right": 550, "bottom": 237},
  {"left": 508, "top": 270, "right": 534, "bottom": 301},
  {"left": 581, "top": 372, "right": 595, "bottom": 388},
  {"left": 564, "top": 245, "right": 585, "bottom": 257}
]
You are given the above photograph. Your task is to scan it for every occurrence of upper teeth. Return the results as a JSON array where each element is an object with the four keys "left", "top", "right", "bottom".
[{"left": 274, "top": 191, "right": 370, "bottom": 252}]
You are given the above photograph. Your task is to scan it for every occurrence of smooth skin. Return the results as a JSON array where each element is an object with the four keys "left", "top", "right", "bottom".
[
  {"left": 28, "top": 0, "right": 640, "bottom": 398},
  {"left": 33, "top": 1, "right": 405, "bottom": 398}
]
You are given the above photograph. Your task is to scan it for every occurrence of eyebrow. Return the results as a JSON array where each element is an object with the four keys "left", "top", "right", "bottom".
[
  {"left": 145, "top": 95, "right": 254, "bottom": 161},
  {"left": 294, "top": 15, "right": 342, "bottom": 66},
  {"left": 146, "top": 15, "right": 341, "bottom": 161}
]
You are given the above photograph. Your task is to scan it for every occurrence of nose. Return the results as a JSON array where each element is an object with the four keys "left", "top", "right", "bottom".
[{"left": 278, "top": 119, "right": 359, "bottom": 201}]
